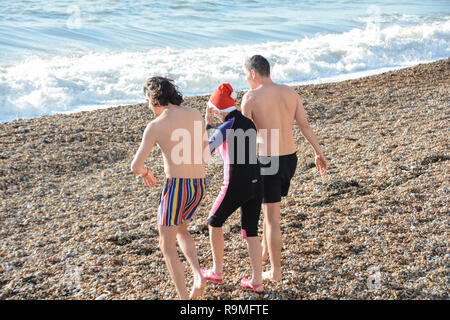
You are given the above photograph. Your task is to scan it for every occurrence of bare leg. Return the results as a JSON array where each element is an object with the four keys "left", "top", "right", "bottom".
[
  {"left": 158, "top": 224, "right": 189, "bottom": 299},
  {"left": 261, "top": 209, "right": 269, "bottom": 262},
  {"left": 244, "top": 236, "right": 263, "bottom": 288},
  {"left": 262, "top": 202, "right": 282, "bottom": 281},
  {"left": 209, "top": 226, "right": 224, "bottom": 275},
  {"left": 176, "top": 222, "right": 206, "bottom": 299}
]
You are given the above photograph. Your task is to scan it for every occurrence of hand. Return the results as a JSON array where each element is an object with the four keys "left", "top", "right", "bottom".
[
  {"left": 141, "top": 168, "right": 157, "bottom": 187},
  {"left": 315, "top": 153, "right": 327, "bottom": 176},
  {"left": 205, "top": 107, "right": 215, "bottom": 125}
]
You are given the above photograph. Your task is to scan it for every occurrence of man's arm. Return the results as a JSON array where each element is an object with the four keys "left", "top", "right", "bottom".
[
  {"left": 130, "top": 121, "right": 157, "bottom": 176},
  {"left": 294, "top": 95, "right": 327, "bottom": 175},
  {"left": 240, "top": 92, "right": 253, "bottom": 121}
]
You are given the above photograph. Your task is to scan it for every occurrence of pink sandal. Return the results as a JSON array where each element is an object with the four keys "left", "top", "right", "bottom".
[
  {"left": 201, "top": 269, "right": 223, "bottom": 284},
  {"left": 240, "top": 278, "right": 264, "bottom": 295}
]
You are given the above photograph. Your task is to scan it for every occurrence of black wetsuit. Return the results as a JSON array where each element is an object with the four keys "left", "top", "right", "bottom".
[{"left": 207, "top": 110, "right": 262, "bottom": 238}]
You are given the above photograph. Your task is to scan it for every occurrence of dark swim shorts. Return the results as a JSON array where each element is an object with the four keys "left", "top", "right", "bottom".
[{"left": 258, "top": 152, "right": 298, "bottom": 203}]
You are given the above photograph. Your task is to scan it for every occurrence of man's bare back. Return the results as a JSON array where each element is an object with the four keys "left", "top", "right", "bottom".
[
  {"left": 241, "top": 82, "right": 299, "bottom": 156},
  {"left": 149, "top": 105, "right": 208, "bottom": 178}
]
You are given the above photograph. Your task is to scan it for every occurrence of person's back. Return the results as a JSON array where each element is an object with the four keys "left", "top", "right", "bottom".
[
  {"left": 240, "top": 55, "right": 327, "bottom": 282},
  {"left": 243, "top": 82, "right": 298, "bottom": 156},
  {"left": 130, "top": 77, "right": 208, "bottom": 300},
  {"left": 151, "top": 105, "right": 207, "bottom": 178}
]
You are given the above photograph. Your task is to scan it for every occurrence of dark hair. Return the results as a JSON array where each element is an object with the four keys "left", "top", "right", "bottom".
[
  {"left": 245, "top": 55, "right": 270, "bottom": 77},
  {"left": 143, "top": 76, "right": 183, "bottom": 106}
]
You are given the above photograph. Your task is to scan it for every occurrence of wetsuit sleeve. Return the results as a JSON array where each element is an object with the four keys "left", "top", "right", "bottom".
[
  {"left": 206, "top": 124, "right": 215, "bottom": 139},
  {"left": 208, "top": 118, "right": 234, "bottom": 154}
]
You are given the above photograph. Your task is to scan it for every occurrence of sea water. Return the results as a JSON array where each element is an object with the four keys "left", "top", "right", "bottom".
[{"left": 0, "top": 0, "right": 449, "bottom": 122}]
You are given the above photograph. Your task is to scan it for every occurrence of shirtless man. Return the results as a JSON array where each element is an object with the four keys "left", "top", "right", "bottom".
[
  {"left": 241, "top": 55, "right": 328, "bottom": 282},
  {"left": 131, "top": 77, "right": 209, "bottom": 299}
]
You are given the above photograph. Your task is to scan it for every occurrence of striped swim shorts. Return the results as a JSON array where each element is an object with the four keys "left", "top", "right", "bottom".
[{"left": 158, "top": 177, "right": 206, "bottom": 226}]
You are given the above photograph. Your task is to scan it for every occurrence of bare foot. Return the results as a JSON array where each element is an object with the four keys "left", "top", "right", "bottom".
[
  {"left": 189, "top": 278, "right": 206, "bottom": 300},
  {"left": 262, "top": 270, "right": 282, "bottom": 282},
  {"left": 262, "top": 250, "right": 268, "bottom": 263}
]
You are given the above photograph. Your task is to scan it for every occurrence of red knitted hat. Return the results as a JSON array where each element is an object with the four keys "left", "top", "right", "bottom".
[{"left": 208, "top": 83, "right": 237, "bottom": 113}]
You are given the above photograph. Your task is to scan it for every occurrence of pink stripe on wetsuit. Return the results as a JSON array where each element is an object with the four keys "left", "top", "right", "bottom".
[{"left": 208, "top": 117, "right": 235, "bottom": 218}]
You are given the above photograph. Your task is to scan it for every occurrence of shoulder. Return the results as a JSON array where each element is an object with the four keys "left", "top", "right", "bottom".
[
  {"left": 243, "top": 89, "right": 258, "bottom": 101},
  {"left": 183, "top": 105, "right": 203, "bottom": 119},
  {"left": 239, "top": 112, "right": 256, "bottom": 129},
  {"left": 278, "top": 83, "right": 298, "bottom": 95},
  {"left": 217, "top": 117, "right": 235, "bottom": 132},
  {"left": 241, "top": 90, "right": 257, "bottom": 109},
  {"left": 277, "top": 84, "right": 301, "bottom": 104},
  {"left": 209, "top": 117, "right": 235, "bottom": 144},
  {"left": 140, "top": 119, "right": 161, "bottom": 143},
  {"left": 144, "top": 119, "right": 160, "bottom": 134},
  {"left": 185, "top": 105, "right": 201, "bottom": 114}
]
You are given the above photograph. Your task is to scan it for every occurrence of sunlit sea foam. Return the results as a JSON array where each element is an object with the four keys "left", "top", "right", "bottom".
[{"left": 1, "top": 17, "right": 449, "bottom": 122}]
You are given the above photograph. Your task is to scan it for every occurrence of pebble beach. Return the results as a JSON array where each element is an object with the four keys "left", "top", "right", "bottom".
[{"left": 0, "top": 59, "right": 448, "bottom": 300}]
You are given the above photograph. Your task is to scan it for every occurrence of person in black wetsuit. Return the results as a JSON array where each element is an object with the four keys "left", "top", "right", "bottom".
[{"left": 201, "top": 83, "right": 264, "bottom": 295}]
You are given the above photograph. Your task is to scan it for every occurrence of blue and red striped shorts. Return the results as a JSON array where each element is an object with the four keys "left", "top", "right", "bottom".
[{"left": 158, "top": 177, "right": 206, "bottom": 226}]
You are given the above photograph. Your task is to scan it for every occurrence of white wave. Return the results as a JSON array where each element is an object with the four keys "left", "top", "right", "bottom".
[{"left": 1, "top": 17, "right": 449, "bottom": 122}]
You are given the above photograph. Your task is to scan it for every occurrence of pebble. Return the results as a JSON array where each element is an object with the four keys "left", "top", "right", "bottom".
[
  {"left": 95, "top": 293, "right": 109, "bottom": 300},
  {"left": 0, "top": 59, "right": 448, "bottom": 300}
]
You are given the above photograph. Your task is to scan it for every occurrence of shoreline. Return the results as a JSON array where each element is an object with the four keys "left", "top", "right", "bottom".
[
  {"left": 1, "top": 58, "right": 447, "bottom": 124},
  {"left": 0, "top": 58, "right": 448, "bottom": 300}
]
